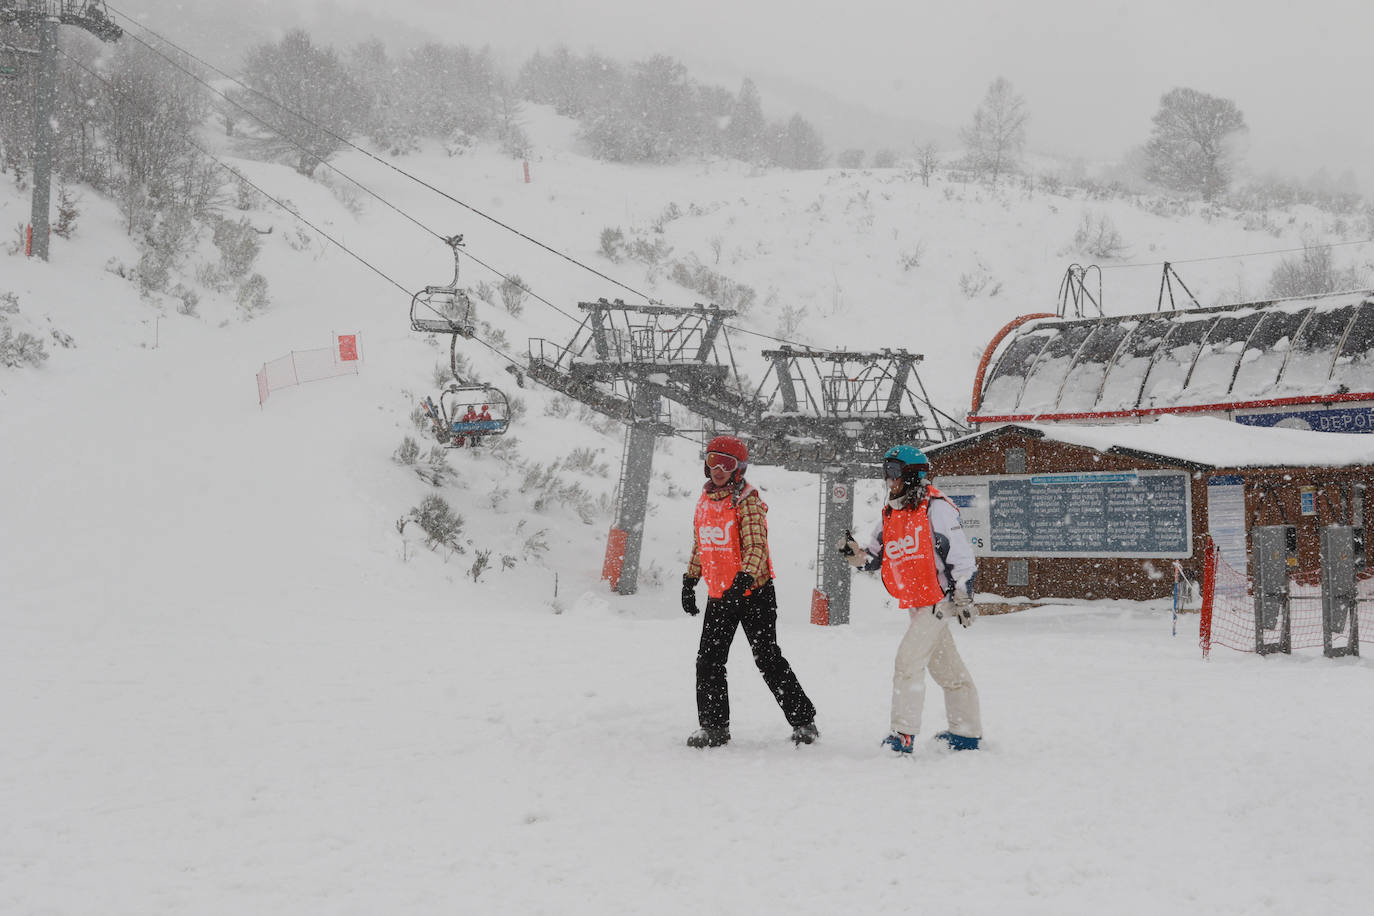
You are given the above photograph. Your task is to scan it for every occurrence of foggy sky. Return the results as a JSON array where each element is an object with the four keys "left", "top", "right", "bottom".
[{"left": 271, "top": 1, "right": 1374, "bottom": 189}]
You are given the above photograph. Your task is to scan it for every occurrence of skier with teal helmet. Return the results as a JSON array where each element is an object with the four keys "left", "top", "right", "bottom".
[{"left": 840, "top": 444, "right": 983, "bottom": 753}]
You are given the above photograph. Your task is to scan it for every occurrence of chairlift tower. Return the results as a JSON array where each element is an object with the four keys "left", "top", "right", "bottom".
[
  {"left": 530, "top": 302, "right": 965, "bottom": 623},
  {"left": 528, "top": 299, "right": 737, "bottom": 595},
  {"left": 740, "top": 347, "right": 962, "bottom": 624},
  {"left": 1, "top": 2, "right": 122, "bottom": 261}
]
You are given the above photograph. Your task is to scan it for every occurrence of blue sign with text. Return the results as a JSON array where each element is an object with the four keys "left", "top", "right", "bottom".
[{"left": 1235, "top": 405, "right": 1374, "bottom": 434}]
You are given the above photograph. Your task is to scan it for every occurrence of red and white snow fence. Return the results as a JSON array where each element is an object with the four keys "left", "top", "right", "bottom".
[{"left": 257, "top": 334, "right": 361, "bottom": 406}]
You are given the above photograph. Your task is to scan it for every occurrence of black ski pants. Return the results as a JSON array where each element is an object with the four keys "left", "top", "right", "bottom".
[{"left": 695, "top": 581, "right": 816, "bottom": 730}]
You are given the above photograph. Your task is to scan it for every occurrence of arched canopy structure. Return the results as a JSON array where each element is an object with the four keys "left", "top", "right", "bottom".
[{"left": 971, "top": 290, "right": 1374, "bottom": 425}]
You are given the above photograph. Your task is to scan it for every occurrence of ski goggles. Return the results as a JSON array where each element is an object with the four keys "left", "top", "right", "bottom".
[
  {"left": 705, "top": 452, "right": 739, "bottom": 473},
  {"left": 883, "top": 459, "right": 907, "bottom": 480}
]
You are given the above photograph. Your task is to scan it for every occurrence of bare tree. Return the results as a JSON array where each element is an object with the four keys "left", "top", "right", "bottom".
[
  {"left": 914, "top": 142, "right": 940, "bottom": 186},
  {"left": 1267, "top": 243, "right": 1363, "bottom": 298},
  {"left": 102, "top": 43, "right": 209, "bottom": 188},
  {"left": 960, "top": 77, "right": 1027, "bottom": 186},
  {"left": 1144, "top": 87, "right": 1247, "bottom": 201}
]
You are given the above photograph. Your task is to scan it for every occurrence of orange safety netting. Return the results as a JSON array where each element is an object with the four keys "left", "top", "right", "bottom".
[{"left": 1199, "top": 545, "right": 1371, "bottom": 657}]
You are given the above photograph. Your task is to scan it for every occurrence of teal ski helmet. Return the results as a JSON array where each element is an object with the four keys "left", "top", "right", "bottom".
[{"left": 882, "top": 444, "right": 929, "bottom": 488}]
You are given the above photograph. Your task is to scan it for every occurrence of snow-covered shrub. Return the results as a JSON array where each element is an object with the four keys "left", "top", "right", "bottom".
[
  {"left": 599, "top": 227, "right": 627, "bottom": 262},
  {"left": 394, "top": 436, "right": 420, "bottom": 465},
  {"left": 0, "top": 318, "right": 49, "bottom": 368},
  {"left": 518, "top": 459, "right": 611, "bottom": 524},
  {"left": 776, "top": 303, "right": 808, "bottom": 339},
  {"left": 135, "top": 205, "right": 196, "bottom": 296},
  {"left": 499, "top": 275, "right": 528, "bottom": 315},
  {"left": 445, "top": 131, "right": 475, "bottom": 158},
  {"left": 483, "top": 326, "right": 510, "bottom": 352},
  {"left": 405, "top": 494, "right": 465, "bottom": 551},
  {"left": 899, "top": 242, "right": 926, "bottom": 272},
  {"left": 53, "top": 183, "right": 80, "bottom": 240},
  {"left": 652, "top": 202, "right": 681, "bottom": 233},
  {"left": 516, "top": 520, "right": 549, "bottom": 559},
  {"left": 667, "top": 256, "right": 757, "bottom": 314},
  {"left": 410, "top": 404, "right": 431, "bottom": 434},
  {"left": 959, "top": 256, "right": 1003, "bottom": 298},
  {"left": 564, "top": 447, "right": 608, "bottom": 475},
  {"left": 1267, "top": 244, "right": 1364, "bottom": 298},
  {"left": 169, "top": 283, "right": 199, "bottom": 318},
  {"left": 211, "top": 217, "right": 262, "bottom": 283},
  {"left": 415, "top": 447, "right": 455, "bottom": 487},
  {"left": 628, "top": 235, "right": 671, "bottom": 265},
  {"left": 236, "top": 274, "right": 270, "bottom": 313},
  {"left": 1071, "top": 211, "right": 1129, "bottom": 259}
]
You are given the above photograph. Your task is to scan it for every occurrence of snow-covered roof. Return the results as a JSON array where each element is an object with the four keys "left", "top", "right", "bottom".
[
  {"left": 975, "top": 290, "right": 1374, "bottom": 418},
  {"left": 930, "top": 415, "right": 1374, "bottom": 469}
]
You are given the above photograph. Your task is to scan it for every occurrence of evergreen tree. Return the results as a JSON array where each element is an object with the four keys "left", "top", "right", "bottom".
[
  {"left": 724, "top": 78, "right": 766, "bottom": 163},
  {"left": 772, "top": 114, "right": 826, "bottom": 169}
]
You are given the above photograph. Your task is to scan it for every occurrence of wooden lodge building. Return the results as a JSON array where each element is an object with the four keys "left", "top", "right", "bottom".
[{"left": 924, "top": 416, "right": 1374, "bottom": 602}]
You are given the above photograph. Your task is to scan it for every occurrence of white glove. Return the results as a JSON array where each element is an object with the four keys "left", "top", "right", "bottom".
[{"left": 935, "top": 590, "right": 977, "bottom": 627}]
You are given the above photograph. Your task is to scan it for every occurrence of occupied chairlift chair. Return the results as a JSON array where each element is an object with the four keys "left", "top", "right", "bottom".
[
  {"left": 422, "top": 383, "right": 511, "bottom": 447},
  {"left": 409, "top": 234, "right": 512, "bottom": 446}
]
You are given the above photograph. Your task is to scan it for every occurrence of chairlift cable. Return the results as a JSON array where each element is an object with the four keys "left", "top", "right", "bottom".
[
  {"left": 1093, "top": 237, "right": 1374, "bottom": 271},
  {"left": 54, "top": 47, "right": 817, "bottom": 447},
  {"left": 103, "top": 4, "right": 655, "bottom": 305},
  {"left": 100, "top": 5, "right": 834, "bottom": 354},
  {"left": 93, "top": 15, "right": 581, "bottom": 326}
]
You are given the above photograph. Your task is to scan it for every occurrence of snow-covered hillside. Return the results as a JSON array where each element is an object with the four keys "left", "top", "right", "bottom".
[{"left": 3, "top": 107, "right": 1371, "bottom": 914}]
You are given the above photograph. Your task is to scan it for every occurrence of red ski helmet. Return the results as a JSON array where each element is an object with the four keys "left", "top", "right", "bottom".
[{"left": 704, "top": 435, "right": 748, "bottom": 478}]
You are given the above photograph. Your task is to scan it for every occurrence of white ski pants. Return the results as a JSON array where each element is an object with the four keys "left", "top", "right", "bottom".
[{"left": 891, "top": 606, "right": 981, "bottom": 738}]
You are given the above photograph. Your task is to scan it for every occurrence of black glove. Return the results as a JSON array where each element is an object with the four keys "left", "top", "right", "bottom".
[
  {"left": 839, "top": 529, "right": 867, "bottom": 568},
  {"left": 681, "top": 575, "right": 700, "bottom": 616},
  {"left": 721, "top": 571, "right": 755, "bottom": 601}
]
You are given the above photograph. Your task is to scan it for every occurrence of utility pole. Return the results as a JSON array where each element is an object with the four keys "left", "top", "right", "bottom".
[{"left": 2, "top": 2, "right": 122, "bottom": 261}]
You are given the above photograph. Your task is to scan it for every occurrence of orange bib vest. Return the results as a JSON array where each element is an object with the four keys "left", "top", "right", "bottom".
[
  {"left": 694, "top": 489, "right": 773, "bottom": 599},
  {"left": 880, "top": 488, "right": 952, "bottom": 609}
]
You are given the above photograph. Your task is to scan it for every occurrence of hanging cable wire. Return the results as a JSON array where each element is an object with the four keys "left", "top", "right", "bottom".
[
  {"left": 99, "top": 5, "right": 841, "bottom": 355},
  {"left": 103, "top": 4, "right": 656, "bottom": 305},
  {"left": 1099, "top": 235, "right": 1374, "bottom": 271},
  {"left": 55, "top": 46, "right": 542, "bottom": 382},
  {"left": 94, "top": 14, "right": 585, "bottom": 326}
]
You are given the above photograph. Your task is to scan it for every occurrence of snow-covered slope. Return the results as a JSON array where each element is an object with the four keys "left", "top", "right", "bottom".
[{"left": 2, "top": 108, "right": 1370, "bottom": 914}]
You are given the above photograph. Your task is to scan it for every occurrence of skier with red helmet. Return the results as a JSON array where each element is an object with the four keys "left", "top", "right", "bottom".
[
  {"left": 841, "top": 444, "right": 982, "bottom": 753},
  {"left": 682, "top": 435, "right": 819, "bottom": 748}
]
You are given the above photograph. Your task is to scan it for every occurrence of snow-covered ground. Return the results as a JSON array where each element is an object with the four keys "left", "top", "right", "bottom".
[{"left": 3, "top": 106, "right": 1371, "bottom": 914}]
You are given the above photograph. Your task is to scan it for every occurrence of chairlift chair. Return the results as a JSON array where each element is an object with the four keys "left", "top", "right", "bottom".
[
  {"left": 410, "top": 234, "right": 476, "bottom": 337},
  {"left": 421, "top": 382, "right": 512, "bottom": 447}
]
